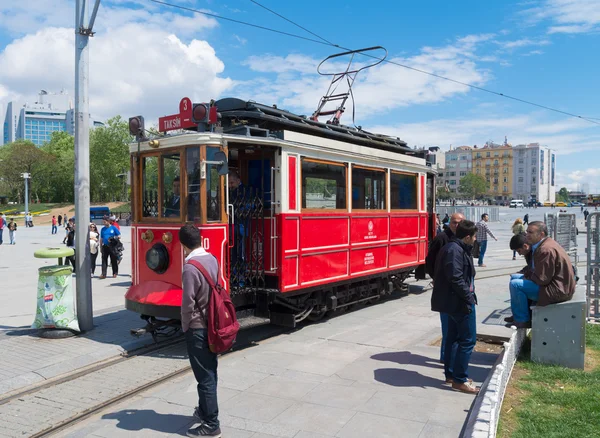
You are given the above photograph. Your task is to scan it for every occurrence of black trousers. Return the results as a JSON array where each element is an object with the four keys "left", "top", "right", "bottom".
[
  {"left": 65, "top": 252, "right": 76, "bottom": 273},
  {"left": 101, "top": 245, "right": 118, "bottom": 276},
  {"left": 185, "top": 329, "right": 219, "bottom": 431},
  {"left": 91, "top": 251, "right": 98, "bottom": 274}
]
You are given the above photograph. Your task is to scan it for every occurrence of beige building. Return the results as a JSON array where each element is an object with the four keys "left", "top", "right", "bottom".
[{"left": 472, "top": 142, "right": 513, "bottom": 201}]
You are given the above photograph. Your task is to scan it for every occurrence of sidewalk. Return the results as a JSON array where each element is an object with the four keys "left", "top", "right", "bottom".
[{"left": 55, "top": 273, "right": 514, "bottom": 438}]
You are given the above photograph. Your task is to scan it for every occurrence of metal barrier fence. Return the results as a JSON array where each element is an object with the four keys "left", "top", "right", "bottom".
[
  {"left": 544, "top": 212, "right": 579, "bottom": 281},
  {"left": 586, "top": 212, "right": 600, "bottom": 322},
  {"left": 436, "top": 206, "right": 500, "bottom": 223}
]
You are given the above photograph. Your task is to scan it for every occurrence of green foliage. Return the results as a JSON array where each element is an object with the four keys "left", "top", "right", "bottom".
[
  {"left": 556, "top": 187, "right": 570, "bottom": 203},
  {"left": 436, "top": 186, "right": 452, "bottom": 201},
  {"left": 306, "top": 177, "right": 337, "bottom": 198},
  {"left": 0, "top": 140, "right": 53, "bottom": 203},
  {"left": 39, "top": 131, "right": 75, "bottom": 203},
  {"left": 458, "top": 173, "right": 488, "bottom": 199},
  {"left": 90, "top": 116, "right": 132, "bottom": 202}
]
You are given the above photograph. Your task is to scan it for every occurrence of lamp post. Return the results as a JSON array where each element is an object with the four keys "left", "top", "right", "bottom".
[{"left": 21, "top": 173, "right": 29, "bottom": 226}]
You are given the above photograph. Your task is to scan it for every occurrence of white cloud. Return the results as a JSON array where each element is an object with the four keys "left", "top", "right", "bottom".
[
  {"left": 238, "top": 34, "right": 494, "bottom": 121},
  {"left": 523, "top": 0, "right": 600, "bottom": 34},
  {"left": 0, "top": 24, "right": 233, "bottom": 121},
  {"left": 365, "top": 113, "right": 600, "bottom": 155},
  {"left": 495, "top": 38, "right": 551, "bottom": 49}
]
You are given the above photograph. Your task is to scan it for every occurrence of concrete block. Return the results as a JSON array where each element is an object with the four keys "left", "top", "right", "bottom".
[{"left": 531, "top": 289, "right": 586, "bottom": 369}]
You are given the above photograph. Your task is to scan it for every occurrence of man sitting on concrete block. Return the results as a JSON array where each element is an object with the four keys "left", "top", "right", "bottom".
[{"left": 506, "top": 221, "right": 575, "bottom": 328}]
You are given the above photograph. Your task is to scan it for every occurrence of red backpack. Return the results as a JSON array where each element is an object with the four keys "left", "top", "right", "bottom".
[{"left": 187, "top": 258, "right": 239, "bottom": 353}]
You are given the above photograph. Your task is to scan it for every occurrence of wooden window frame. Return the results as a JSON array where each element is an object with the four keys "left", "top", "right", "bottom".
[
  {"left": 351, "top": 164, "right": 387, "bottom": 212},
  {"left": 390, "top": 170, "right": 418, "bottom": 211},
  {"left": 300, "top": 157, "right": 349, "bottom": 212}
]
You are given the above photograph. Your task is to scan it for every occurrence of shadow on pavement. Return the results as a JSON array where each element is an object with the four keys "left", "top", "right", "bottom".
[
  {"left": 371, "top": 350, "right": 496, "bottom": 388},
  {"left": 481, "top": 307, "right": 513, "bottom": 326},
  {"left": 101, "top": 410, "right": 193, "bottom": 435}
]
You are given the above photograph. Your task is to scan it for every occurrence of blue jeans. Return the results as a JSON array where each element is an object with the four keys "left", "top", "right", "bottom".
[
  {"left": 444, "top": 304, "right": 477, "bottom": 384},
  {"left": 509, "top": 274, "right": 540, "bottom": 323},
  {"left": 185, "top": 328, "right": 219, "bottom": 431},
  {"left": 440, "top": 313, "right": 458, "bottom": 368},
  {"left": 52, "top": 225, "right": 57, "bottom": 234},
  {"left": 0, "top": 228, "right": 3, "bottom": 244},
  {"left": 478, "top": 240, "right": 488, "bottom": 266}
]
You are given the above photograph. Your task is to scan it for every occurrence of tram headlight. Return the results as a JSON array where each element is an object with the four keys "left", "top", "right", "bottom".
[{"left": 146, "top": 243, "right": 169, "bottom": 274}]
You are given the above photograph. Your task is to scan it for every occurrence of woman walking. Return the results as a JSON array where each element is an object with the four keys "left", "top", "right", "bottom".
[
  {"left": 89, "top": 223, "right": 99, "bottom": 277},
  {"left": 99, "top": 216, "right": 121, "bottom": 279},
  {"left": 511, "top": 218, "right": 525, "bottom": 260},
  {"left": 7, "top": 218, "right": 17, "bottom": 244}
]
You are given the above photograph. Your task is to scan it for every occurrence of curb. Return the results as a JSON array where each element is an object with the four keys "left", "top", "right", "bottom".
[{"left": 462, "top": 328, "right": 528, "bottom": 438}]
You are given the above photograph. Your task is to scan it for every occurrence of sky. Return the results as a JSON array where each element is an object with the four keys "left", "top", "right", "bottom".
[{"left": 0, "top": 0, "right": 599, "bottom": 191}]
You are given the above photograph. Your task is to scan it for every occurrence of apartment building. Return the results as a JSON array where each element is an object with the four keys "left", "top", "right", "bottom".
[
  {"left": 444, "top": 146, "right": 472, "bottom": 193},
  {"left": 512, "top": 143, "right": 555, "bottom": 204},
  {"left": 471, "top": 142, "right": 513, "bottom": 201}
]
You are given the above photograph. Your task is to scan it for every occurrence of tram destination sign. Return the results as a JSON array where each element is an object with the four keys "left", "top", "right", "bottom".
[{"left": 158, "top": 97, "right": 196, "bottom": 132}]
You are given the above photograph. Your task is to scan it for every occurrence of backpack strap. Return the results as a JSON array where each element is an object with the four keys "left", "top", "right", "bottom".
[{"left": 187, "top": 257, "right": 218, "bottom": 288}]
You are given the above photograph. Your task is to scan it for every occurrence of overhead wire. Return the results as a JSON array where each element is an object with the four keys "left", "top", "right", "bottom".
[{"left": 146, "top": 0, "right": 600, "bottom": 126}]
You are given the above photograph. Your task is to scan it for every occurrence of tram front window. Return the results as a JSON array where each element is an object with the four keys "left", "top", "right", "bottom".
[
  {"left": 142, "top": 156, "right": 159, "bottom": 217},
  {"left": 186, "top": 147, "right": 201, "bottom": 222},
  {"left": 162, "top": 153, "right": 181, "bottom": 218}
]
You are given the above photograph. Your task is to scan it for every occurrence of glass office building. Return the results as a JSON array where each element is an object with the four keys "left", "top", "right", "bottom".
[{"left": 22, "top": 111, "right": 67, "bottom": 145}]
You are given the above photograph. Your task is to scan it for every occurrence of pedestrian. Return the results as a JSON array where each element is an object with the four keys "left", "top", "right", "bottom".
[
  {"left": 523, "top": 213, "right": 529, "bottom": 225},
  {"left": 431, "top": 220, "right": 479, "bottom": 394},
  {"left": 64, "top": 220, "right": 76, "bottom": 273},
  {"left": 109, "top": 215, "right": 121, "bottom": 231},
  {"left": 178, "top": 224, "right": 222, "bottom": 438},
  {"left": 89, "top": 223, "right": 99, "bottom": 277},
  {"left": 51, "top": 215, "right": 58, "bottom": 235},
  {"left": 442, "top": 213, "right": 450, "bottom": 226},
  {"left": 8, "top": 218, "right": 17, "bottom": 245},
  {"left": 0, "top": 212, "right": 5, "bottom": 245},
  {"left": 435, "top": 214, "right": 442, "bottom": 235},
  {"left": 506, "top": 221, "right": 575, "bottom": 328},
  {"left": 581, "top": 205, "right": 584, "bottom": 213},
  {"left": 584, "top": 209, "right": 589, "bottom": 221},
  {"left": 99, "top": 216, "right": 121, "bottom": 279},
  {"left": 475, "top": 213, "right": 497, "bottom": 267},
  {"left": 511, "top": 218, "right": 525, "bottom": 260},
  {"left": 57, "top": 214, "right": 63, "bottom": 227},
  {"left": 426, "top": 212, "right": 465, "bottom": 363}
]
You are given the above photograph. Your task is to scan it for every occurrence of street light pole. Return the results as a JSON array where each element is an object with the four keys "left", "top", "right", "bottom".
[
  {"left": 74, "top": 0, "right": 101, "bottom": 332},
  {"left": 22, "top": 173, "right": 29, "bottom": 226}
]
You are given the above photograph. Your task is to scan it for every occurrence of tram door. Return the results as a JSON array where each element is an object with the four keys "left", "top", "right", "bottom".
[
  {"left": 228, "top": 146, "right": 276, "bottom": 296},
  {"left": 414, "top": 172, "right": 436, "bottom": 280}
]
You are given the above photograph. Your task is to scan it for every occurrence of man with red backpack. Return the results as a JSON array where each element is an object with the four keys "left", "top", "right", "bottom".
[{"left": 179, "top": 224, "right": 223, "bottom": 438}]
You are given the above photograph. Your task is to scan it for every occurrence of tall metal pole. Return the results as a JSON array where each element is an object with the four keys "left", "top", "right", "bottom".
[
  {"left": 23, "top": 173, "right": 29, "bottom": 226},
  {"left": 74, "top": 0, "right": 99, "bottom": 332}
]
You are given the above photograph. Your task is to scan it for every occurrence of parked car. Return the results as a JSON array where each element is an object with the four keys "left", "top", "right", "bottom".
[{"left": 556, "top": 201, "right": 568, "bottom": 207}]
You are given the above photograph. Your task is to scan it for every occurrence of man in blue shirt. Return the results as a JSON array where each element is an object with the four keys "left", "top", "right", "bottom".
[{"left": 99, "top": 216, "right": 121, "bottom": 279}]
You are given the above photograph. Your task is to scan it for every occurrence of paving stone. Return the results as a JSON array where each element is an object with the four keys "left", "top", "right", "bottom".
[
  {"left": 336, "top": 412, "right": 426, "bottom": 438},
  {"left": 271, "top": 402, "right": 354, "bottom": 436},
  {"left": 301, "top": 383, "right": 376, "bottom": 410},
  {"left": 418, "top": 422, "right": 460, "bottom": 438},
  {"left": 218, "top": 367, "right": 270, "bottom": 391},
  {"left": 246, "top": 375, "right": 320, "bottom": 400},
  {"left": 222, "top": 392, "right": 295, "bottom": 423},
  {"left": 292, "top": 432, "right": 334, "bottom": 438}
]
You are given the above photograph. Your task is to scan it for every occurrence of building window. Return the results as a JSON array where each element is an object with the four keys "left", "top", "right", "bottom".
[
  {"left": 503, "top": 177, "right": 508, "bottom": 183},
  {"left": 460, "top": 155, "right": 468, "bottom": 160},
  {"left": 476, "top": 153, "right": 481, "bottom": 158},
  {"left": 518, "top": 177, "right": 523, "bottom": 182},
  {"left": 448, "top": 155, "right": 458, "bottom": 161},
  {"left": 504, "top": 186, "right": 508, "bottom": 192},
  {"left": 449, "top": 171, "right": 456, "bottom": 177},
  {"left": 449, "top": 180, "right": 456, "bottom": 186},
  {"left": 503, "top": 160, "right": 508, "bottom": 165},
  {"left": 390, "top": 172, "right": 417, "bottom": 210},
  {"left": 486, "top": 152, "right": 490, "bottom": 157},
  {"left": 494, "top": 160, "right": 499, "bottom": 165},
  {"left": 493, "top": 178, "right": 499, "bottom": 184},
  {"left": 494, "top": 152, "right": 499, "bottom": 157},
  {"left": 352, "top": 166, "right": 386, "bottom": 210},
  {"left": 460, "top": 171, "right": 467, "bottom": 176},
  {"left": 302, "top": 159, "right": 347, "bottom": 210}
]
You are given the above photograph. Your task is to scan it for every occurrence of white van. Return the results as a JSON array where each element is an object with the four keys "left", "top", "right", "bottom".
[{"left": 509, "top": 200, "right": 524, "bottom": 208}]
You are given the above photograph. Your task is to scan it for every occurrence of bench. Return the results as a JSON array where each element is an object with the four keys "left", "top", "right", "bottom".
[{"left": 530, "top": 287, "right": 586, "bottom": 369}]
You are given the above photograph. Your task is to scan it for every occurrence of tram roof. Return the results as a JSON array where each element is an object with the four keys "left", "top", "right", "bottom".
[{"left": 213, "top": 98, "right": 420, "bottom": 157}]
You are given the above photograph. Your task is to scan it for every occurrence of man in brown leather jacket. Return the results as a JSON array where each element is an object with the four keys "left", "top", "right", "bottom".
[{"left": 507, "top": 221, "right": 575, "bottom": 328}]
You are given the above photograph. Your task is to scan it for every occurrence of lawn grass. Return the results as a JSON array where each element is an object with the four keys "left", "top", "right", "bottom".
[
  {"left": 0, "top": 203, "right": 69, "bottom": 215},
  {"left": 110, "top": 203, "right": 131, "bottom": 213},
  {"left": 498, "top": 324, "right": 600, "bottom": 438}
]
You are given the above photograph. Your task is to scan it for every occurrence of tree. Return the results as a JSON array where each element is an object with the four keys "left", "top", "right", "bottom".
[
  {"left": 90, "top": 116, "right": 133, "bottom": 202},
  {"left": 39, "top": 131, "right": 75, "bottom": 203},
  {"left": 436, "top": 186, "right": 452, "bottom": 201},
  {"left": 0, "top": 140, "right": 53, "bottom": 203},
  {"left": 458, "top": 173, "right": 488, "bottom": 200},
  {"left": 557, "top": 187, "right": 570, "bottom": 203}
]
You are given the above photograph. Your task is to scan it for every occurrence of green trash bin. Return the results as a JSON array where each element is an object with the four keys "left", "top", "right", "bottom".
[{"left": 31, "top": 248, "right": 81, "bottom": 332}]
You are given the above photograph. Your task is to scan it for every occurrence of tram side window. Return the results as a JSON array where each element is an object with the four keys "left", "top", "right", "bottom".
[
  {"left": 186, "top": 147, "right": 201, "bottom": 222},
  {"left": 301, "top": 159, "right": 347, "bottom": 210},
  {"left": 206, "top": 147, "right": 222, "bottom": 222},
  {"left": 352, "top": 167, "right": 386, "bottom": 210},
  {"left": 142, "top": 156, "right": 159, "bottom": 217},
  {"left": 162, "top": 153, "right": 181, "bottom": 218},
  {"left": 391, "top": 172, "right": 418, "bottom": 210}
]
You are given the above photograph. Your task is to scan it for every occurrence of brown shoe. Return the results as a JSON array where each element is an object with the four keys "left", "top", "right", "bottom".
[
  {"left": 452, "top": 381, "right": 480, "bottom": 394},
  {"left": 112, "top": 274, "right": 118, "bottom": 278},
  {"left": 99, "top": 275, "right": 106, "bottom": 279},
  {"left": 478, "top": 264, "right": 487, "bottom": 268},
  {"left": 445, "top": 377, "right": 473, "bottom": 384}
]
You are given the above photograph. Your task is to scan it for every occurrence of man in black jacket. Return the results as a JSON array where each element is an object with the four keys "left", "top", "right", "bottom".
[
  {"left": 425, "top": 212, "right": 464, "bottom": 362},
  {"left": 431, "top": 220, "right": 479, "bottom": 394}
]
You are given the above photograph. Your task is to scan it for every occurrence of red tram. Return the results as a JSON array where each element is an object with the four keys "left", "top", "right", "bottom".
[{"left": 125, "top": 97, "right": 436, "bottom": 336}]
